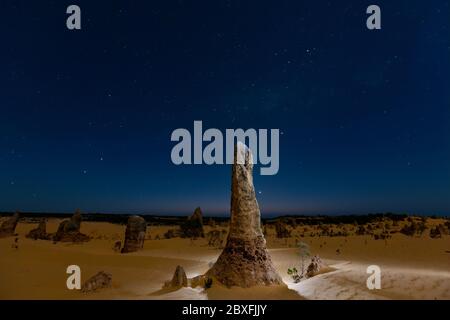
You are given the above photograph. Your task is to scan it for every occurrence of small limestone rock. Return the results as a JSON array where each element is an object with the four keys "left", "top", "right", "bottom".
[
  {"left": 0, "top": 212, "right": 20, "bottom": 238},
  {"left": 81, "top": 271, "right": 112, "bottom": 293},
  {"left": 26, "top": 219, "right": 49, "bottom": 240},
  {"left": 306, "top": 255, "right": 325, "bottom": 278},
  {"left": 121, "top": 215, "right": 146, "bottom": 253},
  {"left": 164, "top": 265, "right": 188, "bottom": 288}
]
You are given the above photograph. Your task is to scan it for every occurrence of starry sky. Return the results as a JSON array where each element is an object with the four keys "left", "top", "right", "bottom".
[{"left": 1, "top": 1, "right": 449, "bottom": 216}]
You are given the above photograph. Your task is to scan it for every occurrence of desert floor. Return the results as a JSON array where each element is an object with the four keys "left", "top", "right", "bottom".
[{"left": 0, "top": 220, "right": 449, "bottom": 300}]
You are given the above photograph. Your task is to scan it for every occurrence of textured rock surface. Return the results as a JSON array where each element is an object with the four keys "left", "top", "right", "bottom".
[
  {"left": 164, "top": 265, "right": 188, "bottom": 288},
  {"left": 81, "top": 271, "right": 112, "bottom": 293},
  {"left": 26, "top": 219, "right": 49, "bottom": 240},
  {"left": 190, "top": 274, "right": 206, "bottom": 288},
  {"left": 0, "top": 212, "right": 20, "bottom": 238},
  {"left": 207, "top": 230, "right": 223, "bottom": 247},
  {"left": 206, "top": 142, "right": 282, "bottom": 287},
  {"left": 121, "top": 215, "right": 146, "bottom": 253},
  {"left": 306, "top": 255, "right": 325, "bottom": 278},
  {"left": 53, "top": 211, "right": 90, "bottom": 242},
  {"left": 180, "top": 207, "right": 204, "bottom": 238}
]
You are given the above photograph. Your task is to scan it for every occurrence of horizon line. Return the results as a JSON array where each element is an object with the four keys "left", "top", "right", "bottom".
[{"left": 0, "top": 210, "right": 448, "bottom": 219}]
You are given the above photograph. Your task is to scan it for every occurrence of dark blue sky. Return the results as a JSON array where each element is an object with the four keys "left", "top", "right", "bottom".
[{"left": 1, "top": 1, "right": 449, "bottom": 216}]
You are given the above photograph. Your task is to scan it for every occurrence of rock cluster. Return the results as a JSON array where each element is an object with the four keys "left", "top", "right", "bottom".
[
  {"left": 53, "top": 211, "right": 90, "bottom": 242},
  {"left": 0, "top": 212, "right": 20, "bottom": 238},
  {"left": 206, "top": 142, "right": 282, "bottom": 287},
  {"left": 81, "top": 271, "right": 112, "bottom": 293},
  {"left": 121, "top": 215, "right": 146, "bottom": 253},
  {"left": 26, "top": 219, "right": 49, "bottom": 240}
]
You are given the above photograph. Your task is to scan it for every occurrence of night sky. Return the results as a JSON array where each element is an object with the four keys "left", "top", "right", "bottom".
[{"left": 1, "top": 1, "right": 449, "bottom": 216}]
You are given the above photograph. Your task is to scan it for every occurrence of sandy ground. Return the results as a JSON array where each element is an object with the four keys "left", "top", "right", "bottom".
[{"left": 0, "top": 220, "right": 449, "bottom": 300}]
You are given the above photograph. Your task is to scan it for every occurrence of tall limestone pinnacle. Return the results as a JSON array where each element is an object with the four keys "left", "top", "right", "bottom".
[{"left": 207, "top": 142, "right": 283, "bottom": 287}]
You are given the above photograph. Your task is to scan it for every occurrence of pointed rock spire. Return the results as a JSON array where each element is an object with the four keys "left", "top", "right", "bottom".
[{"left": 206, "top": 142, "right": 282, "bottom": 287}]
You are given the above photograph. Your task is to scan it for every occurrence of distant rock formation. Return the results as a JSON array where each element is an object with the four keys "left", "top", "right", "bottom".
[
  {"left": 430, "top": 225, "right": 444, "bottom": 239},
  {"left": 275, "top": 220, "right": 291, "bottom": 238},
  {"left": 180, "top": 207, "right": 204, "bottom": 238},
  {"left": 0, "top": 212, "right": 20, "bottom": 238},
  {"left": 306, "top": 255, "right": 325, "bottom": 278},
  {"left": 164, "top": 228, "right": 181, "bottom": 239},
  {"left": 164, "top": 265, "right": 188, "bottom": 288},
  {"left": 206, "top": 142, "right": 282, "bottom": 287},
  {"left": 81, "top": 271, "right": 112, "bottom": 293},
  {"left": 53, "top": 210, "right": 90, "bottom": 242},
  {"left": 121, "top": 215, "right": 146, "bottom": 253},
  {"left": 26, "top": 219, "right": 49, "bottom": 240}
]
